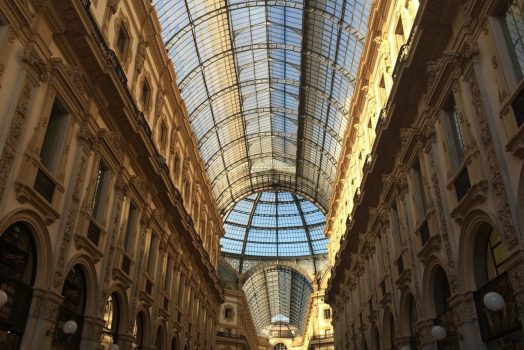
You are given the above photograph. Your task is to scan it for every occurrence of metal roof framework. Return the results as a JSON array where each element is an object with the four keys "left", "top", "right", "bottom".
[
  {"left": 220, "top": 191, "right": 328, "bottom": 273},
  {"left": 153, "top": 0, "right": 372, "bottom": 214},
  {"left": 242, "top": 265, "right": 313, "bottom": 336}
]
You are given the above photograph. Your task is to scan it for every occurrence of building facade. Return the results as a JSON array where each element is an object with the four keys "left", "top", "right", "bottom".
[
  {"left": 0, "top": 0, "right": 224, "bottom": 349},
  {"left": 326, "top": 0, "right": 524, "bottom": 349}
]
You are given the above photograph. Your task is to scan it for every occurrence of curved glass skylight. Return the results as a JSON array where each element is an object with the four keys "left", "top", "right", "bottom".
[
  {"left": 153, "top": 0, "right": 372, "bottom": 214},
  {"left": 220, "top": 191, "right": 328, "bottom": 258}
]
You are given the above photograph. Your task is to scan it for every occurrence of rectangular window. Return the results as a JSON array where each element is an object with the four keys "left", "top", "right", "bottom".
[
  {"left": 502, "top": 0, "right": 524, "bottom": 80},
  {"left": 116, "top": 26, "right": 128, "bottom": 57},
  {"left": 164, "top": 256, "right": 172, "bottom": 291},
  {"left": 123, "top": 202, "right": 137, "bottom": 252},
  {"left": 159, "top": 121, "right": 167, "bottom": 148},
  {"left": 91, "top": 161, "right": 109, "bottom": 221},
  {"left": 40, "top": 99, "right": 69, "bottom": 172},
  {"left": 390, "top": 205, "right": 402, "bottom": 255},
  {"left": 412, "top": 161, "right": 428, "bottom": 218},
  {"left": 323, "top": 308, "right": 331, "bottom": 319},
  {"left": 443, "top": 95, "right": 465, "bottom": 169},
  {"left": 147, "top": 233, "right": 157, "bottom": 276},
  {"left": 141, "top": 81, "right": 151, "bottom": 109}
]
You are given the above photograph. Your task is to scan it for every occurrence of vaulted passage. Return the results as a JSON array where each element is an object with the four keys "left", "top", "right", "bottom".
[{"left": 2, "top": 0, "right": 523, "bottom": 349}]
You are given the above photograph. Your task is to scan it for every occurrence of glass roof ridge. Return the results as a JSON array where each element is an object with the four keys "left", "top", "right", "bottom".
[{"left": 153, "top": 0, "right": 373, "bottom": 214}]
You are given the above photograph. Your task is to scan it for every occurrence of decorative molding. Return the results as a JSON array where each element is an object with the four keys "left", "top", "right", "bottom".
[
  {"left": 467, "top": 76, "right": 519, "bottom": 248},
  {"left": 0, "top": 81, "right": 32, "bottom": 201}
]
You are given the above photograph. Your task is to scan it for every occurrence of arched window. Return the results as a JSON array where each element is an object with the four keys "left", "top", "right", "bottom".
[
  {"left": 273, "top": 343, "right": 287, "bottom": 350},
  {"left": 155, "top": 326, "right": 163, "bottom": 350},
  {"left": 132, "top": 312, "right": 145, "bottom": 349},
  {"left": 101, "top": 293, "right": 120, "bottom": 347},
  {"left": 433, "top": 266, "right": 459, "bottom": 349},
  {"left": 0, "top": 223, "right": 37, "bottom": 349},
  {"left": 171, "top": 336, "right": 177, "bottom": 350},
  {"left": 407, "top": 294, "right": 419, "bottom": 347},
  {"left": 474, "top": 224, "right": 507, "bottom": 288},
  {"left": 372, "top": 326, "right": 380, "bottom": 350},
  {"left": 53, "top": 265, "right": 87, "bottom": 349}
]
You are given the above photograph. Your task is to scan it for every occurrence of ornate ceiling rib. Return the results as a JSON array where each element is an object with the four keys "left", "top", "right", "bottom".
[{"left": 153, "top": 0, "right": 372, "bottom": 214}]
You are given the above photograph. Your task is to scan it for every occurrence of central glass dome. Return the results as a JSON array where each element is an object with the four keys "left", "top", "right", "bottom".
[{"left": 220, "top": 191, "right": 328, "bottom": 258}]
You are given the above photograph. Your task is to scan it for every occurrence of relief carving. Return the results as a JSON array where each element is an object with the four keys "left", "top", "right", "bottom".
[
  {"left": 22, "top": 46, "right": 49, "bottom": 82},
  {"left": 0, "top": 82, "right": 32, "bottom": 200},
  {"left": 52, "top": 136, "right": 91, "bottom": 289},
  {"left": 468, "top": 76, "right": 519, "bottom": 248}
]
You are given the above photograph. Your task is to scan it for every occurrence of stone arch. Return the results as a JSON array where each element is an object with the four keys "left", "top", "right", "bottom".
[
  {"left": 421, "top": 254, "right": 449, "bottom": 316},
  {"left": 106, "top": 283, "right": 130, "bottom": 339},
  {"left": 63, "top": 253, "right": 99, "bottom": 316},
  {"left": 0, "top": 208, "right": 53, "bottom": 289},
  {"left": 398, "top": 287, "right": 417, "bottom": 337},
  {"left": 239, "top": 261, "right": 314, "bottom": 285},
  {"left": 154, "top": 320, "right": 167, "bottom": 350},
  {"left": 457, "top": 209, "right": 500, "bottom": 290},
  {"left": 170, "top": 334, "right": 179, "bottom": 350},
  {"left": 134, "top": 306, "right": 151, "bottom": 348}
]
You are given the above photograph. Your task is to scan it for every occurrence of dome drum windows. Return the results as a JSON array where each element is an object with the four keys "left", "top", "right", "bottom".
[{"left": 220, "top": 191, "right": 328, "bottom": 267}]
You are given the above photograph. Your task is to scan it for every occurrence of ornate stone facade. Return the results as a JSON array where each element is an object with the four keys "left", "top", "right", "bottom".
[
  {"left": 0, "top": 0, "right": 224, "bottom": 349},
  {"left": 326, "top": 0, "right": 524, "bottom": 349}
]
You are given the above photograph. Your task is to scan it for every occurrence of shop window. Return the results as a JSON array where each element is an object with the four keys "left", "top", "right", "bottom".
[
  {"left": 101, "top": 293, "right": 120, "bottom": 347},
  {"left": 53, "top": 265, "right": 86, "bottom": 349},
  {"left": 0, "top": 223, "right": 36, "bottom": 350},
  {"left": 132, "top": 312, "right": 145, "bottom": 349},
  {"left": 155, "top": 327, "right": 163, "bottom": 350}
]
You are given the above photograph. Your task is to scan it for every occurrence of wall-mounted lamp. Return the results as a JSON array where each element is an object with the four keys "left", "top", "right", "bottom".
[
  {"left": 483, "top": 291, "right": 505, "bottom": 312},
  {"left": 0, "top": 290, "right": 7, "bottom": 308},
  {"left": 431, "top": 325, "right": 446, "bottom": 341},
  {"left": 63, "top": 320, "right": 78, "bottom": 335}
]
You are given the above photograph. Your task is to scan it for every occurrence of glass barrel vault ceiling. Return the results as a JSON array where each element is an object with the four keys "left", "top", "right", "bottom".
[
  {"left": 153, "top": 0, "right": 372, "bottom": 214},
  {"left": 221, "top": 191, "right": 328, "bottom": 259}
]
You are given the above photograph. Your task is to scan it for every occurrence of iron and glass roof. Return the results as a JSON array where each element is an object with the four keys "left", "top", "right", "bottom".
[
  {"left": 221, "top": 191, "right": 328, "bottom": 259},
  {"left": 242, "top": 265, "right": 313, "bottom": 336},
  {"left": 153, "top": 0, "right": 372, "bottom": 214}
]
